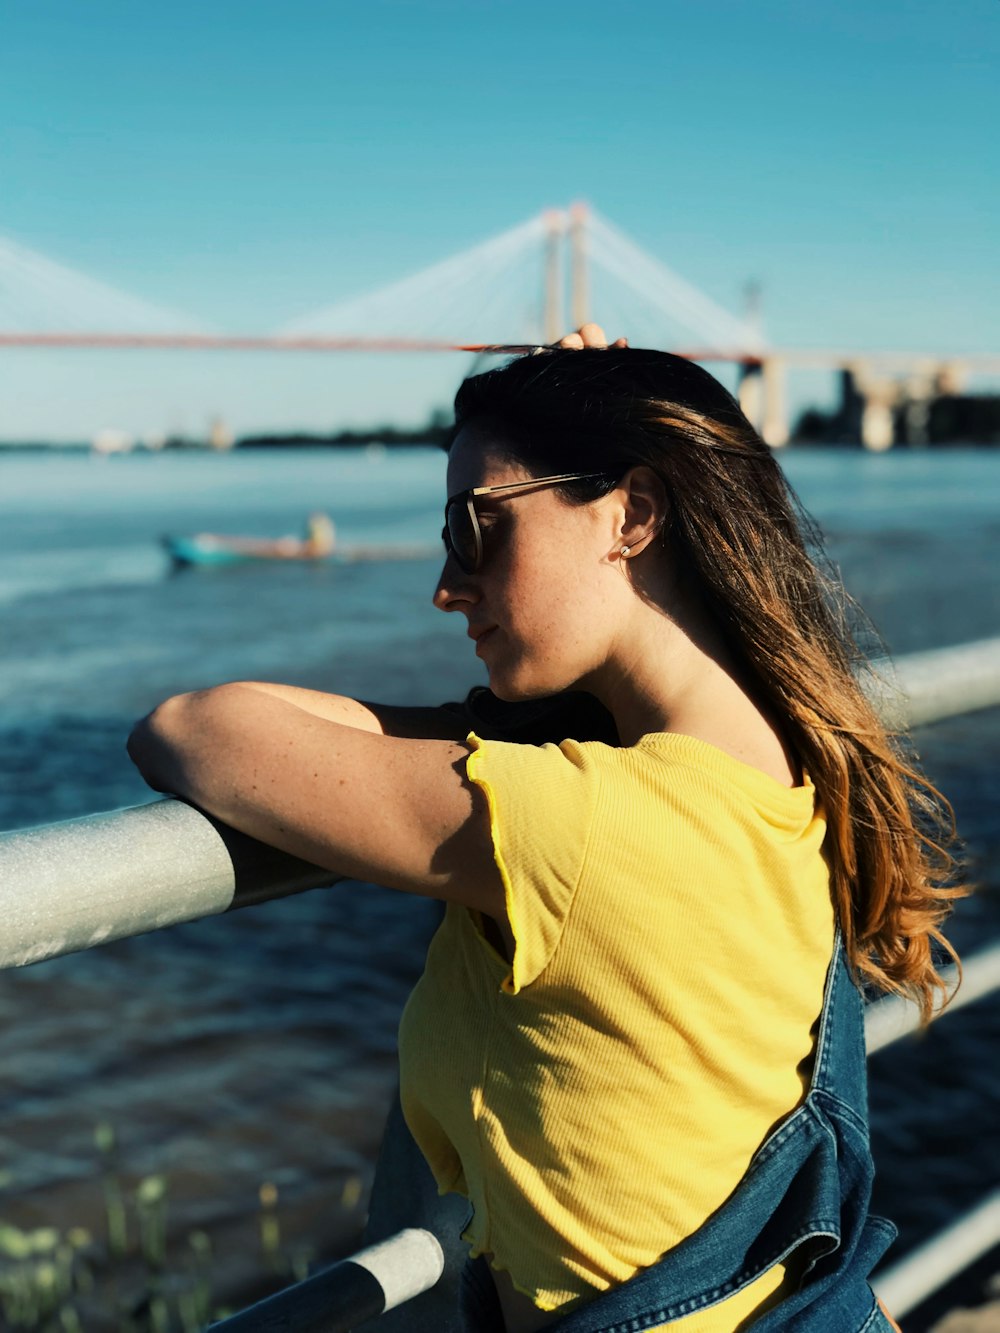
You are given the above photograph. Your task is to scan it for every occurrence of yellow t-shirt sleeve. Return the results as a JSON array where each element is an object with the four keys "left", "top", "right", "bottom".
[{"left": 465, "top": 732, "right": 600, "bottom": 993}]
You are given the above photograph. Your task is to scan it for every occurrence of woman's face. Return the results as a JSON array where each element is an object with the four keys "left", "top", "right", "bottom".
[{"left": 433, "top": 422, "right": 628, "bottom": 701}]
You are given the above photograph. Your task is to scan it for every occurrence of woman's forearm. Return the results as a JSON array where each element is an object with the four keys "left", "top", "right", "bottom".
[
  {"left": 214, "top": 682, "right": 470, "bottom": 741},
  {"left": 229, "top": 682, "right": 386, "bottom": 731}
]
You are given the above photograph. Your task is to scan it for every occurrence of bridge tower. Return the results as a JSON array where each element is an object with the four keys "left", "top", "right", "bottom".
[
  {"left": 569, "top": 201, "right": 589, "bottom": 329},
  {"left": 738, "top": 357, "right": 790, "bottom": 448},
  {"left": 542, "top": 206, "right": 590, "bottom": 341},
  {"left": 542, "top": 210, "right": 565, "bottom": 343}
]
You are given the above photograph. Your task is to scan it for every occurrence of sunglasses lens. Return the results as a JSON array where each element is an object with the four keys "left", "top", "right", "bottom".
[{"left": 445, "top": 501, "right": 478, "bottom": 573}]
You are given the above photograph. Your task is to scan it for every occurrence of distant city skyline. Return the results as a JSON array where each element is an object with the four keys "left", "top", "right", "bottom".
[{"left": 1, "top": 0, "right": 997, "bottom": 440}]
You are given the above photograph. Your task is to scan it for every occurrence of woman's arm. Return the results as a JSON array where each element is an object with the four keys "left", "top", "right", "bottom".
[{"left": 126, "top": 683, "right": 502, "bottom": 916}]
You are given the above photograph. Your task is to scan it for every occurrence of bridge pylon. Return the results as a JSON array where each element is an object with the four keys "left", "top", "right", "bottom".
[
  {"left": 569, "top": 202, "right": 590, "bottom": 329},
  {"left": 541, "top": 204, "right": 591, "bottom": 341},
  {"left": 738, "top": 356, "right": 789, "bottom": 447},
  {"left": 542, "top": 210, "right": 565, "bottom": 343}
]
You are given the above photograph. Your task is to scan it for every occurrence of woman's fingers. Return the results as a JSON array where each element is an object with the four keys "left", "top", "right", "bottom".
[
  {"left": 579, "top": 322, "right": 609, "bottom": 347},
  {"left": 557, "top": 323, "right": 628, "bottom": 349}
]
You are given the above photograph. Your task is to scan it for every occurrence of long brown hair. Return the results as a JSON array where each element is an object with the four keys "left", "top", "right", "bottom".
[{"left": 452, "top": 347, "right": 964, "bottom": 1020}]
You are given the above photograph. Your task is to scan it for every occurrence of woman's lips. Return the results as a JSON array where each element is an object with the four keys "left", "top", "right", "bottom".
[{"left": 471, "top": 626, "right": 497, "bottom": 655}]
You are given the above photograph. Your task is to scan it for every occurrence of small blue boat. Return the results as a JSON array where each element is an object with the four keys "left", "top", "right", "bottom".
[{"left": 162, "top": 529, "right": 440, "bottom": 569}]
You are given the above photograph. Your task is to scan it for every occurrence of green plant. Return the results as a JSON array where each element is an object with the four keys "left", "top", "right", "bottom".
[{"left": 0, "top": 1122, "right": 317, "bottom": 1331}]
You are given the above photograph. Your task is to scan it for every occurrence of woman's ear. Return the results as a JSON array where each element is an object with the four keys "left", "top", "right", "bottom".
[{"left": 617, "top": 466, "right": 668, "bottom": 559}]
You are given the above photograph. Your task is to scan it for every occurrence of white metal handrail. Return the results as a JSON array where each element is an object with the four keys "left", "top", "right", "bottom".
[
  {"left": 873, "top": 1189, "right": 1000, "bottom": 1321},
  {"left": 0, "top": 799, "right": 334, "bottom": 970},
  {"left": 864, "top": 941, "right": 1000, "bottom": 1055},
  {"left": 209, "top": 1228, "right": 444, "bottom": 1332},
  {"left": 864, "top": 635, "right": 1000, "bottom": 730},
  {"left": 865, "top": 951, "right": 1000, "bottom": 1322}
]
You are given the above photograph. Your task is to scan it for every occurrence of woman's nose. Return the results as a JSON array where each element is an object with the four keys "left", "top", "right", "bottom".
[{"left": 433, "top": 555, "right": 479, "bottom": 612}]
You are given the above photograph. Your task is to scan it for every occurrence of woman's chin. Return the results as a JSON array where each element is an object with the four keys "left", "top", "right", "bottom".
[
  {"left": 486, "top": 670, "right": 566, "bottom": 705},
  {"left": 489, "top": 684, "right": 531, "bottom": 704}
]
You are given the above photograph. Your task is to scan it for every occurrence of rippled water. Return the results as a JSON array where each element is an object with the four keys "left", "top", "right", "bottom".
[{"left": 1, "top": 445, "right": 998, "bottom": 1323}]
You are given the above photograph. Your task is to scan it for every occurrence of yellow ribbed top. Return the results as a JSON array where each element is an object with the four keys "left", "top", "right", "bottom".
[{"left": 398, "top": 732, "right": 834, "bottom": 1329}]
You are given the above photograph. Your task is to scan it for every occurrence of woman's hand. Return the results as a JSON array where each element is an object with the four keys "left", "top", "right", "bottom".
[{"left": 557, "top": 322, "right": 628, "bottom": 350}]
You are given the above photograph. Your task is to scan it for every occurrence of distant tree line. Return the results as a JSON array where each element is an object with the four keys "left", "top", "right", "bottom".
[{"left": 236, "top": 406, "right": 454, "bottom": 450}]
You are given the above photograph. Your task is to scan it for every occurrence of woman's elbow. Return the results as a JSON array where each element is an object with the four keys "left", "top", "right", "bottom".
[
  {"left": 127, "top": 683, "right": 255, "bottom": 794},
  {"left": 127, "top": 691, "right": 202, "bottom": 792}
]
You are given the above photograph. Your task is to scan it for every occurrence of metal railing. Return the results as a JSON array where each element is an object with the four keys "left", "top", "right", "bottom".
[
  {"left": 210, "top": 1229, "right": 445, "bottom": 1333},
  {"left": 2, "top": 635, "right": 999, "bottom": 1327},
  {"left": 873, "top": 1189, "right": 1000, "bottom": 1323},
  {"left": 864, "top": 940, "right": 1000, "bottom": 1056},
  {"left": 0, "top": 799, "right": 335, "bottom": 971},
  {"left": 865, "top": 953, "right": 1000, "bottom": 1322},
  {"left": 861, "top": 634, "right": 1000, "bottom": 730}
]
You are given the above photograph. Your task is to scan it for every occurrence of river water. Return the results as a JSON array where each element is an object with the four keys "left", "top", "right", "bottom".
[{"left": 1, "top": 445, "right": 998, "bottom": 1323}]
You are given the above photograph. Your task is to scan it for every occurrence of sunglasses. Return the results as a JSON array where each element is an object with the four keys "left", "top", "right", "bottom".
[{"left": 443, "top": 472, "right": 612, "bottom": 574}]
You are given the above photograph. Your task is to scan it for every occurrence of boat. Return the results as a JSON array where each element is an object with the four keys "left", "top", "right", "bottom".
[
  {"left": 162, "top": 515, "right": 440, "bottom": 569},
  {"left": 163, "top": 532, "right": 330, "bottom": 567},
  {"left": 163, "top": 512, "right": 338, "bottom": 567}
]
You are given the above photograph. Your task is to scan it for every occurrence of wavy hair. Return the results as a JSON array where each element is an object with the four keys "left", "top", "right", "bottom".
[{"left": 451, "top": 347, "right": 964, "bottom": 1020}]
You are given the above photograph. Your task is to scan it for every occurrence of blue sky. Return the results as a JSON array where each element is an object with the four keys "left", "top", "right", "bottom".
[{"left": 1, "top": 0, "right": 997, "bottom": 440}]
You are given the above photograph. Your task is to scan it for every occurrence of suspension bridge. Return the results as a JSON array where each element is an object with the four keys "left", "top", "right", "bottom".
[{"left": 2, "top": 205, "right": 998, "bottom": 448}]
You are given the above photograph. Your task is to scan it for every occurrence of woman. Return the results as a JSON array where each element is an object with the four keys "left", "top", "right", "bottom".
[{"left": 128, "top": 325, "right": 959, "bottom": 1331}]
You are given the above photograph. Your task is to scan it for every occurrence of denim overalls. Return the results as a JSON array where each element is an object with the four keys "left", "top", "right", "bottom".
[{"left": 459, "top": 933, "right": 897, "bottom": 1333}]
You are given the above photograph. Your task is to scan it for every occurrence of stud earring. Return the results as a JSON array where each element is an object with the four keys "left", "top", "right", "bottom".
[{"left": 620, "top": 546, "right": 631, "bottom": 559}]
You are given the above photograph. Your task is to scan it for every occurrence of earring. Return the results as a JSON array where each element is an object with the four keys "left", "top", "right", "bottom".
[{"left": 620, "top": 546, "right": 631, "bottom": 559}]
